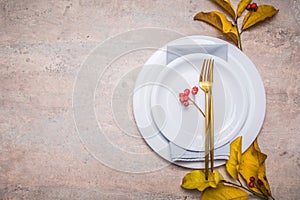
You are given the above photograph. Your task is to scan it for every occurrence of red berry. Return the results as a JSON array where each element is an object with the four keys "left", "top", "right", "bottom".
[
  {"left": 180, "top": 97, "right": 185, "bottom": 103},
  {"left": 183, "top": 101, "right": 189, "bottom": 107},
  {"left": 257, "top": 179, "right": 263, "bottom": 186},
  {"left": 251, "top": 3, "right": 257, "bottom": 10},
  {"left": 183, "top": 95, "right": 189, "bottom": 101},
  {"left": 249, "top": 182, "right": 255, "bottom": 188},
  {"left": 192, "top": 86, "right": 199, "bottom": 95},
  {"left": 254, "top": 6, "right": 258, "bottom": 12},
  {"left": 179, "top": 93, "right": 185, "bottom": 98},
  {"left": 249, "top": 176, "right": 255, "bottom": 182},
  {"left": 246, "top": 3, "right": 251, "bottom": 10},
  {"left": 184, "top": 89, "right": 190, "bottom": 96}
]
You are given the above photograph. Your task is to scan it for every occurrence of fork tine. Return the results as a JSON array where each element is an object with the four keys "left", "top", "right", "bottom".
[
  {"left": 212, "top": 59, "right": 214, "bottom": 81},
  {"left": 205, "top": 59, "right": 209, "bottom": 81},
  {"left": 199, "top": 59, "right": 207, "bottom": 82}
]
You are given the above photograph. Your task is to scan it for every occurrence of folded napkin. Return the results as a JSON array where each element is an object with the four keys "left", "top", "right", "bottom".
[
  {"left": 169, "top": 141, "right": 230, "bottom": 161},
  {"left": 166, "top": 43, "right": 230, "bottom": 161},
  {"left": 167, "top": 44, "right": 228, "bottom": 64}
]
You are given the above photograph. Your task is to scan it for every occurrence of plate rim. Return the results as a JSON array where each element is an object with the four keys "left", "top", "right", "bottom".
[{"left": 133, "top": 35, "right": 266, "bottom": 169}]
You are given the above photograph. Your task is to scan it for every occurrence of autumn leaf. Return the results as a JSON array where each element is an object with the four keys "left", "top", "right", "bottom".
[
  {"left": 237, "top": 0, "right": 252, "bottom": 17},
  {"left": 212, "top": 0, "right": 236, "bottom": 20},
  {"left": 201, "top": 184, "right": 248, "bottom": 200},
  {"left": 239, "top": 139, "right": 272, "bottom": 196},
  {"left": 253, "top": 140, "right": 272, "bottom": 197},
  {"left": 242, "top": 5, "right": 279, "bottom": 31},
  {"left": 194, "top": 11, "right": 238, "bottom": 45},
  {"left": 226, "top": 136, "right": 242, "bottom": 180},
  {"left": 181, "top": 170, "right": 223, "bottom": 191}
]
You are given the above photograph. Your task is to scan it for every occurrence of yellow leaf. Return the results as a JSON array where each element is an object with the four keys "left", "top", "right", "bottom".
[
  {"left": 214, "top": 170, "right": 224, "bottom": 184},
  {"left": 194, "top": 11, "right": 238, "bottom": 45},
  {"left": 237, "top": 0, "right": 251, "bottom": 17},
  {"left": 212, "top": 0, "right": 236, "bottom": 20},
  {"left": 258, "top": 165, "right": 272, "bottom": 197},
  {"left": 242, "top": 5, "right": 279, "bottom": 31},
  {"left": 226, "top": 136, "right": 242, "bottom": 180},
  {"left": 201, "top": 184, "right": 248, "bottom": 200},
  {"left": 255, "top": 141, "right": 272, "bottom": 197},
  {"left": 181, "top": 170, "right": 223, "bottom": 191},
  {"left": 239, "top": 140, "right": 272, "bottom": 196}
]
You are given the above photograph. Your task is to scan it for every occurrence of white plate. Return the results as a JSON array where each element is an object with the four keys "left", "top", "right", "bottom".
[
  {"left": 151, "top": 53, "right": 248, "bottom": 151},
  {"left": 133, "top": 36, "right": 266, "bottom": 169}
]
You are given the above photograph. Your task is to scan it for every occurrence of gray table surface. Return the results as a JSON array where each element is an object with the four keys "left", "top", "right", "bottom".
[{"left": 1, "top": 0, "right": 299, "bottom": 199}]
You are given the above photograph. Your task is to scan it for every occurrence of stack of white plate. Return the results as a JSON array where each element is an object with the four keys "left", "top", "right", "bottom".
[{"left": 133, "top": 36, "right": 266, "bottom": 169}]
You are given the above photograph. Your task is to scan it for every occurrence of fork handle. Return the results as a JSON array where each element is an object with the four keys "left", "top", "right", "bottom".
[{"left": 204, "top": 92, "right": 210, "bottom": 180}]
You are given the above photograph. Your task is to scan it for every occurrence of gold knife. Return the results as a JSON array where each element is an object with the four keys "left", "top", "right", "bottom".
[{"left": 209, "top": 59, "right": 214, "bottom": 172}]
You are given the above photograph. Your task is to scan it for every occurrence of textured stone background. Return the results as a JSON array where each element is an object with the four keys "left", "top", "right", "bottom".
[{"left": 0, "top": 0, "right": 299, "bottom": 199}]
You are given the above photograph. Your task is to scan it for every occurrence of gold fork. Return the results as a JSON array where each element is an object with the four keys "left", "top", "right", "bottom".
[{"left": 199, "top": 58, "right": 214, "bottom": 179}]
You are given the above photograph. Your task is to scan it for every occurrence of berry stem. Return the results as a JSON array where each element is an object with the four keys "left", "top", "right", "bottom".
[
  {"left": 222, "top": 180, "right": 269, "bottom": 200},
  {"left": 188, "top": 97, "right": 205, "bottom": 117}
]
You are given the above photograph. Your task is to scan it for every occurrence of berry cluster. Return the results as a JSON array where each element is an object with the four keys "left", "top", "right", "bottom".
[
  {"left": 179, "top": 86, "right": 199, "bottom": 107},
  {"left": 246, "top": 2, "right": 258, "bottom": 12},
  {"left": 248, "top": 176, "right": 263, "bottom": 188}
]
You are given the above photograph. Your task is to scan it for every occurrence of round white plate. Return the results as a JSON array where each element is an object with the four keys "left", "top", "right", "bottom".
[
  {"left": 133, "top": 36, "right": 266, "bottom": 169},
  {"left": 150, "top": 53, "right": 248, "bottom": 151}
]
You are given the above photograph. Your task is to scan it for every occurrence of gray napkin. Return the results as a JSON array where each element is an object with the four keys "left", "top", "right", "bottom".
[
  {"left": 166, "top": 43, "right": 230, "bottom": 161},
  {"left": 167, "top": 44, "right": 228, "bottom": 64}
]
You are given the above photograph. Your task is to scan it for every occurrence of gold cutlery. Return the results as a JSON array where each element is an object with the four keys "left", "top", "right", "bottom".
[{"left": 199, "top": 58, "right": 214, "bottom": 179}]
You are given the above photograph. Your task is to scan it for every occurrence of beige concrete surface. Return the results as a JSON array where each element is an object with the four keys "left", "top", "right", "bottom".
[{"left": 0, "top": 0, "right": 299, "bottom": 199}]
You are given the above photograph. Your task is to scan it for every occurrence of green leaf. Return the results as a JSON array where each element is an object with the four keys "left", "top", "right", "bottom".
[
  {"left": 181, "top": 170, "right": 223, "bottom": 191},
  {"left": 212, "top": 0, "right": 236, "bottom": 20},
  {"left": 237, "top": 0, "right": 252, "bottom": 17},
  {"left": 201, "top": 184, "right": 248, "bottom": 200},
  {"left": 226, "top": 136, "right": 242, "bottom": 180},
  {"left": 194, "top": 11, "right": 238, "bottom": 45},
  {"left": 242, "top": 5, "right": 279, "bottom": 31}
]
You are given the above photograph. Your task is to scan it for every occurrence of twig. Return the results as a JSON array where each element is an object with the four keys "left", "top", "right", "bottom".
[
  {"left": 222, "top": 180, "right": 269, "bottom": 200},
  {"left": 188, "top": 97, "right": 205, "bottom": 117}
]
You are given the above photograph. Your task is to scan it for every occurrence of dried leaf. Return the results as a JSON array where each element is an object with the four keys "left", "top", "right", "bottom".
[
  {"left": 242, "top": 5, "right": 279, "bottom": 31},
  {"left": 254, "top": 141, "right": 272, "bottom": 196},
  {"left": 212, "top": 0, "right": 236, "bottom": 20},
  {"left": 194, "top": 11, "right": 238, "bottom": 45},
  {"left": 225, "top": 136, "right": 242, "bottom": 180},
  {"left": 239, "top": 139, "right": 272, "bottom": 196},
  {"left": 201, "top": 184, "right": 248, "bottom": 200},
  {"left": 237, "top": 0, "right": 252, "bottom": 17},
  {"left": 181, "top": 170, "right": 223, "bottom": 191}
]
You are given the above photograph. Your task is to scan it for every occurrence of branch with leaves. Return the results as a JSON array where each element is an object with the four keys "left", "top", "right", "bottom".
[
  {"left": 182, "top": 137, "right": 275, "bottom": 200},
  {"left": 194, "top": 0, "right": 279, "bottom": 50}
]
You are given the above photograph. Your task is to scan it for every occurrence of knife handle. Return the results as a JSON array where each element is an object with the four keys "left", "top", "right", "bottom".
[{"left": 209, "top": 93, "right": 214, "bottom": 172}]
